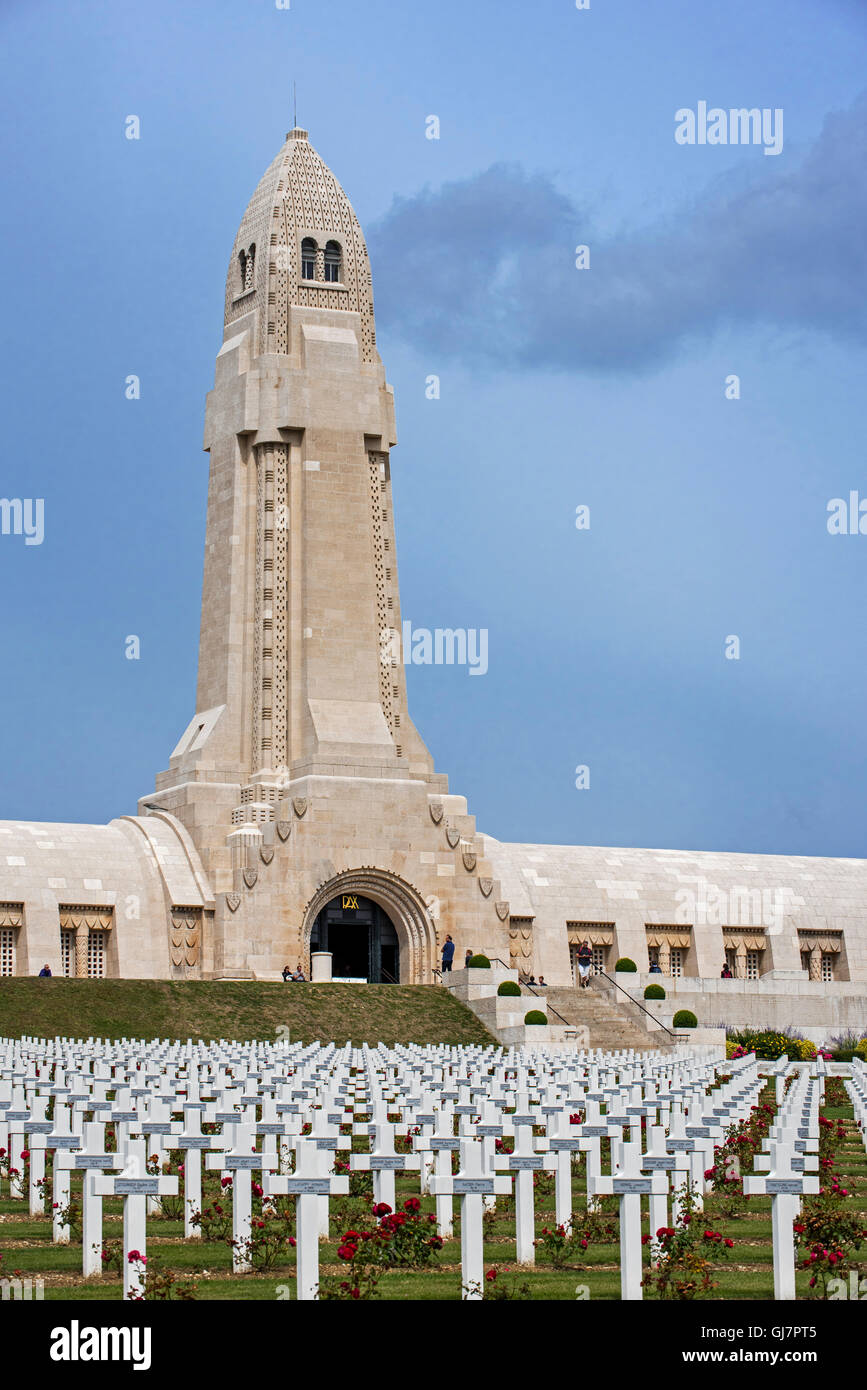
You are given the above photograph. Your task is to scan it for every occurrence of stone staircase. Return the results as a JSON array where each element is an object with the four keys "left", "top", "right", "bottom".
[{"left": 528, "top": 981, "right": 677, "bottom": 1052}]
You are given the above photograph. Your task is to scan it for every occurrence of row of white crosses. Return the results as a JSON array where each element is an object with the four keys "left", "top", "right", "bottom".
[
  {"left": 846, "top": 1059, "right": 867, "bottom": 1142},
  {"left": 0, "top": 1034, "right": 824, "bottom": 1302},
  {"left": 744, "top": 1070, "right": 822, "bottom": 1300}
]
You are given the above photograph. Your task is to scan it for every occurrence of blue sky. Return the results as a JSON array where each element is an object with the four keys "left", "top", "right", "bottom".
[{"left": 0, "top": 0, "right": 865, "bottom": 858}]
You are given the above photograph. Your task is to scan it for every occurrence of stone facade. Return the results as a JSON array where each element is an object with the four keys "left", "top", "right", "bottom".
[{"left": 0, "top": 130, "right": 865, "bottom": 1038}]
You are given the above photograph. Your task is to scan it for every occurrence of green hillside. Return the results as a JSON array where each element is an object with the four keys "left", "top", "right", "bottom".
[{"left": 0, "top": 978, "right": 496, "bottom": 1046}]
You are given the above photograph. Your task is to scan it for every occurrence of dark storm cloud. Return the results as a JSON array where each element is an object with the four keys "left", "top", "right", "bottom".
[{"left": 368, "top": 95, "right": 867, "bottom": 372}]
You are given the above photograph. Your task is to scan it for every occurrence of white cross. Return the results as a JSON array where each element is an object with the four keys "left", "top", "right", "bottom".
[
  {"left": 94, "top": 1138, "right": 178, "bottom": 1299},
  {"left": 206, "top": 1122, "right": 277, "bottom": 1272},
  {"left": 22, "top": 1095, "right": 53, "bottom": 1215},
  {"left": 54, "top": 1120, "right": 125, "bottom": 1275},
  {"left": 494, "top": 1122, "right": 555, "bottom": 1265},
  {"left": 589, "top": 1141, "right": 668, "bottom": 1300},
  {"left": 350, "top": 1122, "right": 420, "bottom": 1213},
  {"left": 429, "top": 1138, "right": 511, "bottom": 1299},
  {"left": 44, "top": 1102, "right": 82, "bottom": 1244},
  {"left": 416, "top": 1121, "right": 460, "bottom": 1239},
  {"left": 744, "top": 1140, "right": 820, "bottom": 1300},
  {"left": 538, "top": 1109, "right": 587, "bottom": 1230},
  {"left": 285, "top": 1110, "right": 350, "bottom": 1239},
  {"left": 640, "top": 1124, "right": 677, "bottom": 1237},
  {"left": 262, "top": 1139, "right": 349, "bottom": 1301},
  {"left": 172, "top": 1106, "right": 221, "bottom": 1239},
  {"left": 569, "top": 1098, "right": 620, "bottom": 1209}
]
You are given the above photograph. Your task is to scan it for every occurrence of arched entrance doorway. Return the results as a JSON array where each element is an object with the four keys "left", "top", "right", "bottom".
[
  {"left": 310, "top": 894, "right": 399, "bottom": 983},
  {"left": 301, "top": 869, "right": 438, "bottom": 984}
]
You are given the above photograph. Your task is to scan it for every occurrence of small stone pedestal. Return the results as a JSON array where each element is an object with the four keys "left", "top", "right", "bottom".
[{"left": 311, "top": 951, "right": 333, "bottom": 983}]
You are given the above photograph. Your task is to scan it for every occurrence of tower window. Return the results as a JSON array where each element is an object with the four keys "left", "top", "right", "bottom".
[
  {"left": 324, "top": 240, "right": 342, "bottom": 283},
  {"left": 301, "top": 237, "right": 317, "bottom": 280},
  {"left": 238, "top": 244, "right": 255, "bottom": 295}
]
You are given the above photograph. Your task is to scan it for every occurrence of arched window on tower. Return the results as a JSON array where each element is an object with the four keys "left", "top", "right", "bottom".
[
  {"left": 245, "top": 243, "right": 256, "bottom": 290},
  {"left": 324, "top": 240, "right": 342, "bottom": 283},
  {"left": 301, "top": 237, "right": 317, "bottom": 280},
  {"left": 238, "top": 249, "right": 247, "bottom": 293}
]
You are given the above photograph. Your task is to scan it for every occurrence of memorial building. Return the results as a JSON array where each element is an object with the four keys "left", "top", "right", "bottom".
[{"left": 1, "top": 131, "right": 864, "bottom": 1041}]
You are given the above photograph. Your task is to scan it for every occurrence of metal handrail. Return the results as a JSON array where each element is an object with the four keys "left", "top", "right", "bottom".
[
  {"left": 597, "top": 970, "right": 677, "bottom": 1039},
  {"left": 482, "top": 959, "right": 575, "bottom": 1031},
  {"left": 519, "top": 981, "right": 574, "bottom": 1030}
]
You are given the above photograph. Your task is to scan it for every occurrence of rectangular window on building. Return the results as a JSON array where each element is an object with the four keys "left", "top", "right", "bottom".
[
  {"left": 669, "top": 948, "right": 683, "bottom": 978},
  {"left": 746, "top": 950, "right": 760, "bottom": 980},
  {"left": 591, "top": 945, "right": 607, "bottom": 975},
  {"left": 648, "top": 945, "right": 660, "bottom": 968},
  {"left": 60, "top": 929, "right": 74, "bottom": 977},
  {"left": 87, "top": 930, "right": 105, "bottom": 979},
  {"left": 0, "top": 928, "right": 15, "bottom": 977},
  {"left": 725, "top": 948, "right": 737, "bottom": 975},
  {"left": 821, "top": 953, "right": 834, "bottom": 983}
]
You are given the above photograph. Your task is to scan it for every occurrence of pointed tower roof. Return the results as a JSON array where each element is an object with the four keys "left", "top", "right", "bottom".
[{"left": 224, "top": 129, "right": 377, "bottom": 361}]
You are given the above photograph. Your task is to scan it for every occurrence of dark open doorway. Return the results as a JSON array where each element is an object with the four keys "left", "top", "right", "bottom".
[{"left": 310, "top": 894, "right": 400, "bottom": 983}]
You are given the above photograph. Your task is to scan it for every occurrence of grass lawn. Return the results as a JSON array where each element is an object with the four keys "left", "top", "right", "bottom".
[{"left": 0, "top": 978, "right": 496, "bottom": 1046}]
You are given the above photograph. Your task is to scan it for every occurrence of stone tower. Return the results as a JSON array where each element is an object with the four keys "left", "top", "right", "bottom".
[{"left": 146, "top": 130, "right": 510, "bottom": 981}]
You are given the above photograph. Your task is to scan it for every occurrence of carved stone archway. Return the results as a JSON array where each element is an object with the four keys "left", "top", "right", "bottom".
[{"left": 301, "top": 869, "right": 438, "bottom": 984}]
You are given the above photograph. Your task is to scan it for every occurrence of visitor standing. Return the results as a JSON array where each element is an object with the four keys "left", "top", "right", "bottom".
[{"left": 576, "top": 940, "right": 592, "bottom": 989}]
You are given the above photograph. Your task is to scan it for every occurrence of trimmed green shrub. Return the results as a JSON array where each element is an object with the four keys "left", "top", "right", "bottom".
[
  {"left": 524, "top": 1010, "right": 548, "bottom": 1025},
  {"left": 643, "top": 983, "right": 666, "bottom": 1000},
  {"left": 614, "top": 958, "right": 637, "bottom": 972},
  {"left": 497, "top": 980, "right": 521, "bottom": 996},
  {"left": 672, "top": 1009, "right": 698, "bottom": 1029},
  {"left": 467, "top": 954, "right": 491, "bottom": 969}
]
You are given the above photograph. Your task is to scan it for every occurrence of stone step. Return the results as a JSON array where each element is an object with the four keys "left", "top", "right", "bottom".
[{"left": 534, "top": 984, "right": 677, "bottom": 1052}]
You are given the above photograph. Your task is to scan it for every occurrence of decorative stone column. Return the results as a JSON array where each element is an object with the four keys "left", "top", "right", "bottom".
[
  {"left": 75, "top": 922, "right": 88, "bottom": 978},
  {"left": 228, "top": 826, "right": 263, "bottom": 891},
  {"left": 809, "top": 943, "right": 822, "bottom": 981},
  {"left": 658, "top": 939, "right": 670, "bottom": 975},
  {"left": 735, "top": 941, "right": 747, "bottom": 979}
]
